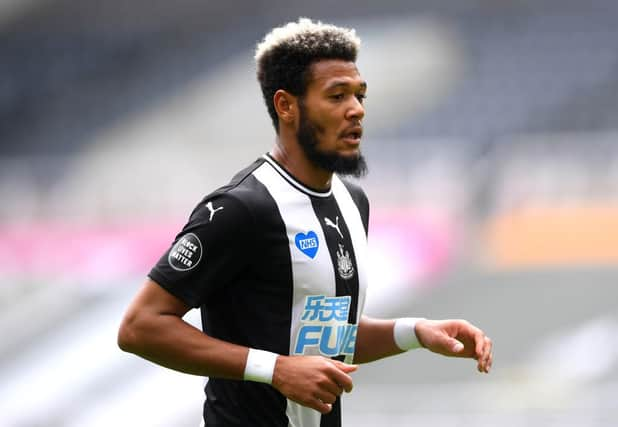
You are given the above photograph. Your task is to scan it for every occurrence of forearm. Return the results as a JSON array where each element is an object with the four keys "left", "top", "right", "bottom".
[
  {"left": 353, "top": 316, "right": 405, "bottom": 364},
  {"left": 119, "top": 310, "right": 248, "bottom": 378},
  {"left": 118, "top": 279, "right": 250, "bottom": 380}
]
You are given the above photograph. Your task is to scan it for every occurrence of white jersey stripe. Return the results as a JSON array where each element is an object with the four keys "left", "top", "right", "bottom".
[{"left": 253, "top": 162, "right": 335, "bottom": 427}]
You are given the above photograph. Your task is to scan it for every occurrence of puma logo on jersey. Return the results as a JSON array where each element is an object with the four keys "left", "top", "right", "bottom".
[
  {"left": 205, "top": 201, "right": 224, "bottom": 221},
  {"left": 324, "top": 216, "right": 343, "bottom": 239}
]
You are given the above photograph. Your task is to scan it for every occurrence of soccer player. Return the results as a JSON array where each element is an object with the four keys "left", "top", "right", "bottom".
[{"left": 118, "top": 18, "right": 493, "bottom": 427}]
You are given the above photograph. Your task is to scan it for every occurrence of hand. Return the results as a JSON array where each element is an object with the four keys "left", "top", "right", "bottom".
[
  {"left": 272, "top": 355, "right": 357, "bottom": 413},
  {"left": 415, "top": 319, "right": 493, "bottom": 373}
]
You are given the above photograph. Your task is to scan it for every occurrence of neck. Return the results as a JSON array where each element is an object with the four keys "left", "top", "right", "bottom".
[{"left": 270, "top": 136, "right": 333, "bottom": 191}]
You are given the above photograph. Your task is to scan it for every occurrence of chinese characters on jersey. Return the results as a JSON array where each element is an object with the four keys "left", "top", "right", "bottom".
[{"left": 293, "top": 295, "right": 357, "bottom": 357}]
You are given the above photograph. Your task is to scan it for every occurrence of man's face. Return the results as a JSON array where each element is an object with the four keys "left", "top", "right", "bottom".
[{"left": 296, "top": 60, "right": 368, "bottom": 177}]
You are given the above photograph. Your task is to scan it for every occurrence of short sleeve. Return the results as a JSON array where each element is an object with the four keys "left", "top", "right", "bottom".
[{"left": 148, "top": 193, "right": 253, "bottom": 308}]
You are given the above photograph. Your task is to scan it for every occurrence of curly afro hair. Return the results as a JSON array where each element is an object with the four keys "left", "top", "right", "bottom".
[{"left": 255, "top": 18, "right": 361, "bottom": 132}]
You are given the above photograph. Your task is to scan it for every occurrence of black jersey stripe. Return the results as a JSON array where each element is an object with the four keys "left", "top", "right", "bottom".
[
  {"left": 310, "top": 196, "right": 360, "bottom": 324},
  {"left": 317, "top": 177, "right": 368, "bottom": 427},
  {"left": 320, "top": 397, "right": 342, "bottom": 427},
  {"left": 332, "top": 176, "right": 369, "bottom": 328},
  {"left": 310, "top": 195, "right": 359, "bottom": 427}
]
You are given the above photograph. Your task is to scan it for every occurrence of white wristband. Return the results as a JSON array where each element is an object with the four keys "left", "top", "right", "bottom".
[
  {"left": 393, "top": 317, "right": 425, "bottom": 351},
  {"left": 243, "top": 348, "right": 279, "bottom": 384}
]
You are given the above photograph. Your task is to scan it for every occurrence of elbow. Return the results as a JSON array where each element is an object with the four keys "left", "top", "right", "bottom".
[{"left": 117, "top": 313, "right": 139, "bottom": 353}]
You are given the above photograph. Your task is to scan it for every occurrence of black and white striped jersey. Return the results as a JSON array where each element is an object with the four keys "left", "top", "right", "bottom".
[{"left": 149, "top": 154, "right": 370, "bottom": 427}]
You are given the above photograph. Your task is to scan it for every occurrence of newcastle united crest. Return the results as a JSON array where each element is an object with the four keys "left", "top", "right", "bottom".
[{"left": 336, "top": 244, "right": 354, "bottom": 280}]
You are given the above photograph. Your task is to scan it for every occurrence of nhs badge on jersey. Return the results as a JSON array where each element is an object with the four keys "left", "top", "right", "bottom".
[
  {"left": 295, "top": 231, "right": 319, "bottom": 258},
  {"left": 293, "top": 295, "right": 357, "bottom": 358}
]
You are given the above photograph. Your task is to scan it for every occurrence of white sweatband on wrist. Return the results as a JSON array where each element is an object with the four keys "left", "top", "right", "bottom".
[
  {"left": 243, "top": 348, "right": 279, "bottom": 384},
  {"left": 393, "top": 317, "right": 425, "bottom": 351}
]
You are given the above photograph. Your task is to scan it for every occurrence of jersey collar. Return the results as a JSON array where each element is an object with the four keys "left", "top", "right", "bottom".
[{"left": 262, "top": 154, "right": 333, "bottom": 198}]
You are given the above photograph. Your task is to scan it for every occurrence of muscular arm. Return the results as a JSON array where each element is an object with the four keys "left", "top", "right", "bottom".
[
  {"left": 118, "top": 278, "right": 357, "bottom": 413},
  {"left": 117, "top": 278, "right": 248, "bottom": 378}
]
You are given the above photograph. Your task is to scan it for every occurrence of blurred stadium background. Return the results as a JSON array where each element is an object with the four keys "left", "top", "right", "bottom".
[{"left": 1, "top": 0, "right": 618, "bottom": 425}]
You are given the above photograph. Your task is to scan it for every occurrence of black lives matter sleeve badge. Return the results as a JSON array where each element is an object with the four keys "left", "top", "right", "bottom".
[{"left": 168, "top": 233, "right": 203, "bottom": 271}]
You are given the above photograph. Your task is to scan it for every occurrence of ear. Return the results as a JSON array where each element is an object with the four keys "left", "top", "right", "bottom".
[{"left": 273, "top": 90, "right": 297, "bottom": 125}]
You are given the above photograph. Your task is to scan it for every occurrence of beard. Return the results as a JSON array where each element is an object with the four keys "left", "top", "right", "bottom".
[{"left": 296, "top": 102, "right": 368, "bottom": 178}]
